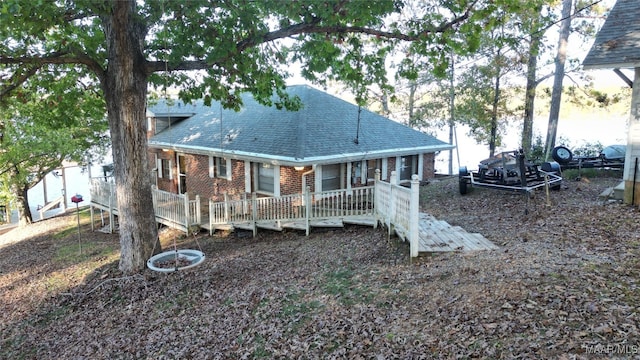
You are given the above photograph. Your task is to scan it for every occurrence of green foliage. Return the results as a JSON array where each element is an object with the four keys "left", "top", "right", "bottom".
[
  {"left": 0, "top": 66, "right": 108, "bottom": 208},
  {"left": 528, "top": 135, "right": 546, "bottom": 163},
  {"left": 0, "top": 0, "right": 552, "bottom": 270}
]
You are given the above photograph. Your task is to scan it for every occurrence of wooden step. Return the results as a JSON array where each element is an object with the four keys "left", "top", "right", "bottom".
[
  {"left": 310, "top": 219, "right": 344, "bottom": 228},
  {"left": 256, "top": 221, "right": 283, "bottom": 231}
]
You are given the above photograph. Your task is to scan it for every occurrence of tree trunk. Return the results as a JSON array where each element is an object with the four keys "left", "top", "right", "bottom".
[
  {"left": 448, "top": 55, "right": 455, "bottom": 175},
  {"left": 102, "top": 1, "right": 160, "bottom": 274},
  {"left": 489, "top": 60, "right": 501, "bottom": 158},
  {"left": 407, "top": 81, "right": 417, "bottom": 128},
  {"left": 11, "top": 178, "right": 32, "bottom": 226},
  {"left": 522, "top": 30, "right": 542, "bottom": 159},
  {"left": 544, "top": 0, "right": 572, "bottom": 160}
]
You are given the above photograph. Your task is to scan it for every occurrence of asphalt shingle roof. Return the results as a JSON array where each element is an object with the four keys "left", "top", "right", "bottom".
[
  {"left": 582, "top": 0, "right": 640, "bottom": 69},
  {"left": 148, "top": 85, "right": 453, "bottom": 166}
]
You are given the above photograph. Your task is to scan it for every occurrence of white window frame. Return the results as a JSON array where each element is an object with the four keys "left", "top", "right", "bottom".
[
  {"left": 177, "top": 153, "right": 187, "bottom": 194},
  {"left": 320, "top": 163, "right": 343, "bottom": 192},
  {"left": 158, "top": 158, "right": 173, "bottom": 179},
  {"left": 254, "top": 163, "right": 280, "bottom": 196}
]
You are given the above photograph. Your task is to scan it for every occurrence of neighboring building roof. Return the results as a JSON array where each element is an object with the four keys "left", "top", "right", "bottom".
[
  {"left": 582, "top": 0, "right": 640, "bottom": 70},
  {"left": 148, "top": 85, "right": 453, "bottom": 166}
]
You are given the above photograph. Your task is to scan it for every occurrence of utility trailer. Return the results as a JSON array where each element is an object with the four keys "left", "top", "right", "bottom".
[
  {"left": 551, "top": 144, "right": 626, "bottom": 170},
  {"left": 458, "top": 149, "right": 563, "bottom": 196}
]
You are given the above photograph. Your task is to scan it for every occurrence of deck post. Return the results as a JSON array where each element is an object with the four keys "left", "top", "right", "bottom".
[
  {"left": 208, "top": 199, "right": 213, "bottom": 236},
  {"left": 183, "top": 192, "right": 190, "bottom": 234},
  {"left": 90, "top": 205, "right": 95, "bottom": 231},
  {"left": 388, "top": 171, "right": 397, "bottom": 235},
  {"left": 409, "top": 174, "right": 420, "bottom": 258},
  {"left": 305, "top": 186, "right": 311, "bottom": 236},
  {"left": 251, "top": 192, "right": 257, "bottom": 237},
  {"left": 195, "top": 194, "right": 201, "bottom": 227},
  {"left": 224, "top": 193, "right": 230, "bottom": 222},
  {"left": 108, "top": 183, "right": 115, "bottom": 233}
]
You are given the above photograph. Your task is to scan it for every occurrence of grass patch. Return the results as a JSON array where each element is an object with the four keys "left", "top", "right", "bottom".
[
  {"left": 322, "top": 267, "right": 375, "bottom": 306},
  {"left": 53, "top": 241, "right": 118, "bottom": 265},
  {"left": 53, "top": 208, "right": 92, "bottom": 240},
  {"left": 278, "top": 287, "right": 323, "bottom": 334}
]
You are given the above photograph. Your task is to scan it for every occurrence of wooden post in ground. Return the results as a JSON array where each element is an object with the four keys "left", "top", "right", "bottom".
[
  {"left": 305, "top": 186, "right": 311, "bottom": 236},
  {"left": 251, "top": 192, "right": 257, "bottom": 237},
  {"left": 623, "top": 68, "right": 640, "bottom": 206},
  {"left": 183, "top": 192, "right": 190, "bottom": 234},
  {"left": 388, "top": 171, "right": 397, "bottom": 236},
  {"left": 409, "top": 174, "right": 420, "bottom": 258}
]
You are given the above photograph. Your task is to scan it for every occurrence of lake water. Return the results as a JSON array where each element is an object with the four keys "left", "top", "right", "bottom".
[
  {"left": 434, "top": 114, "right": 629, "bottom": 174},
  {"left": 8, "top": 164, "right": 106, "bottom": 223}
]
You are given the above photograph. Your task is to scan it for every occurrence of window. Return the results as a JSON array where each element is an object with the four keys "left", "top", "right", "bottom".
[
  {"left": 216, "top": 157, "right": 228, "bottom": 178},
  {"left": 209, "top": 156, "right": 232, "bottom": 180},
  {"left": 177, "top": 154, "right": 187, "bottom": 194},
  {"left": 322, "top": 164, "right": 341, "bottom": 191},
  {"left": 257, "top": 163, "right": 275, "bottom": 193},
  {"left": 159, "top": 159, "right": 172, "bottom": 179},
  {"left": 400, "top": 155, "right": 418, "bottom": 181}
]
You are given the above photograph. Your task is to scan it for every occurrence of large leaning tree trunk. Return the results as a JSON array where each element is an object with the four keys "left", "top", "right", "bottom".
[
  {"left": 544, "top": 0, "right": 572, "bottom": 160},
  {"left": 101, "top": 2, "right": 159, "bottom": 274},
  {"left": 9, "top": 168, "right": 33, "bottom": 226},
  {"left": 522, "top": 30, "right": 541, "bottom": 159}
]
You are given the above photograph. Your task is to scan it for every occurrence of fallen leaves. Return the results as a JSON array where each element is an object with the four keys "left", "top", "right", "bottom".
[{"left": 1, "top": 175, "right": 639, "bottom": 358}]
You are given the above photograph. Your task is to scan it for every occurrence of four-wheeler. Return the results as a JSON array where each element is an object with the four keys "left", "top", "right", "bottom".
[{"left": 458, "top": 149, "right": 563, "bottom": 196}]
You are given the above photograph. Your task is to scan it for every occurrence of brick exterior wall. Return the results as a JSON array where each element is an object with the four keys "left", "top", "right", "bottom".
[
  {"left": 386, "top": 157, "right": 397, "bottom": 181},
  {"left": 185, "top": 155, "right": 247, "bottom": 203},
  {"left": 153, "top": 149, "right": 178, "bottom": 193},
  {"left": 423, "top": 153, "right": 436, "bottom": 179},
  {"left": 147, "top": 150, "right": 437, "bottom": 201}
]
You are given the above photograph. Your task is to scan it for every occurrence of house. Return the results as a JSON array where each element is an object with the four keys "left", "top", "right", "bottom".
[
  {"left": 146, "top": 85, "right": 453, "bottom": 202},
  {"left": 582, "top": 0, "right": 640, "bottom": 206}
]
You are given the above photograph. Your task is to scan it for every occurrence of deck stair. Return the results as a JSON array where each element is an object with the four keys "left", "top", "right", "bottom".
[{"left": 418, "top": 213, "right": 498, "bottom": 252}]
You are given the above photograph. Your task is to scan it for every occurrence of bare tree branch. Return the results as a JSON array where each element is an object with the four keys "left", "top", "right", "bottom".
[
  {"left": 0, "top": 50, "right": 105, "bottom": 82},
  {"left": 0, "top": 65, "right": 41, "bottom": 100}
]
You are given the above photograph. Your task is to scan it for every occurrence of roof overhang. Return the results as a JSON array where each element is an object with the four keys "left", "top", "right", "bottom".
[
  {"left": 582, "top": 62, "right": 640, "bottom": 70},
  {"left": 148, "top": 142, "right": 455, "bottom": 167}
]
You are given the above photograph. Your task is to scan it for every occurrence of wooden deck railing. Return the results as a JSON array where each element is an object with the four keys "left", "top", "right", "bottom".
[
  {"left": 152, "top": 186, "right": 200, "bottom": 232},
  {"left": 374, "top": 173, "right": 420, "bottom": 257},
  {"left": 209, "top": 186, "right": 376, "bottom": 235},
  {"left": 91, "top": 170, "right": 421, "bottom": 256},
  {"left": 89, "top": 179, "right": 200, "bottom": 234}
]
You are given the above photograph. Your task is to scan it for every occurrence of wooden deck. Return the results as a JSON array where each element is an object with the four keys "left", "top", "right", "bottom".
[
  {"left": 92, "top": 174, "right": 497, "bottom": 256},
  {"left": 205, "top": 215, "right": 377, "bottom": 233},
  {"left": 206, "top": 212, "right": 497, "bottom": 253},
  {"left": 417, "top": 213, "right": 498, "bottom": 252}
]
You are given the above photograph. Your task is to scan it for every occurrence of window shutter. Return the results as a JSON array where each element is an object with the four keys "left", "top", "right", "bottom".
[
  {"left": 168, "top": 160, "right": 173, "bottom": 180},
  {"left": 157, "top": 158, "right": 163, "bottom": 178},
  {"left": 225, "top": 158, "right": 232, "bottom": 181},
  {"left": 209, "top": 156, "right": 214, "bottom": 178}
]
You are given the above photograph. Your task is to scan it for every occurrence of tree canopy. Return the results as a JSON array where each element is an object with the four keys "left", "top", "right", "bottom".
[
  {"left": 0, "top": 65, "right": 108, "bottom": 225},
  {"left": 1, "top": 0, "right": 533, "bottom": 273}
]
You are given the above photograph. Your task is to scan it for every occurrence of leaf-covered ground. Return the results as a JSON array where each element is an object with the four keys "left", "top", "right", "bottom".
[{"left": 1, "top": 174, "right": 639, "bottom": 359}]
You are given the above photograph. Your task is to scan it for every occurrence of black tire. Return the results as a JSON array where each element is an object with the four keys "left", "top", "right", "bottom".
[
  {"left": 459, "top": 179, "right": 469, "bottom": 195},
  {"left": 551, "top": 145, "right": 573, "bottom": 164},
  {"left": 459, "top": 166, "right": 470, "bottom": 195}
]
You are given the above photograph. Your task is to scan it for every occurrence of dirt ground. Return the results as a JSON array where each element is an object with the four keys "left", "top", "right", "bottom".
[{"left": 1, "top": 174, "right": 639, "bottom": 359}]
